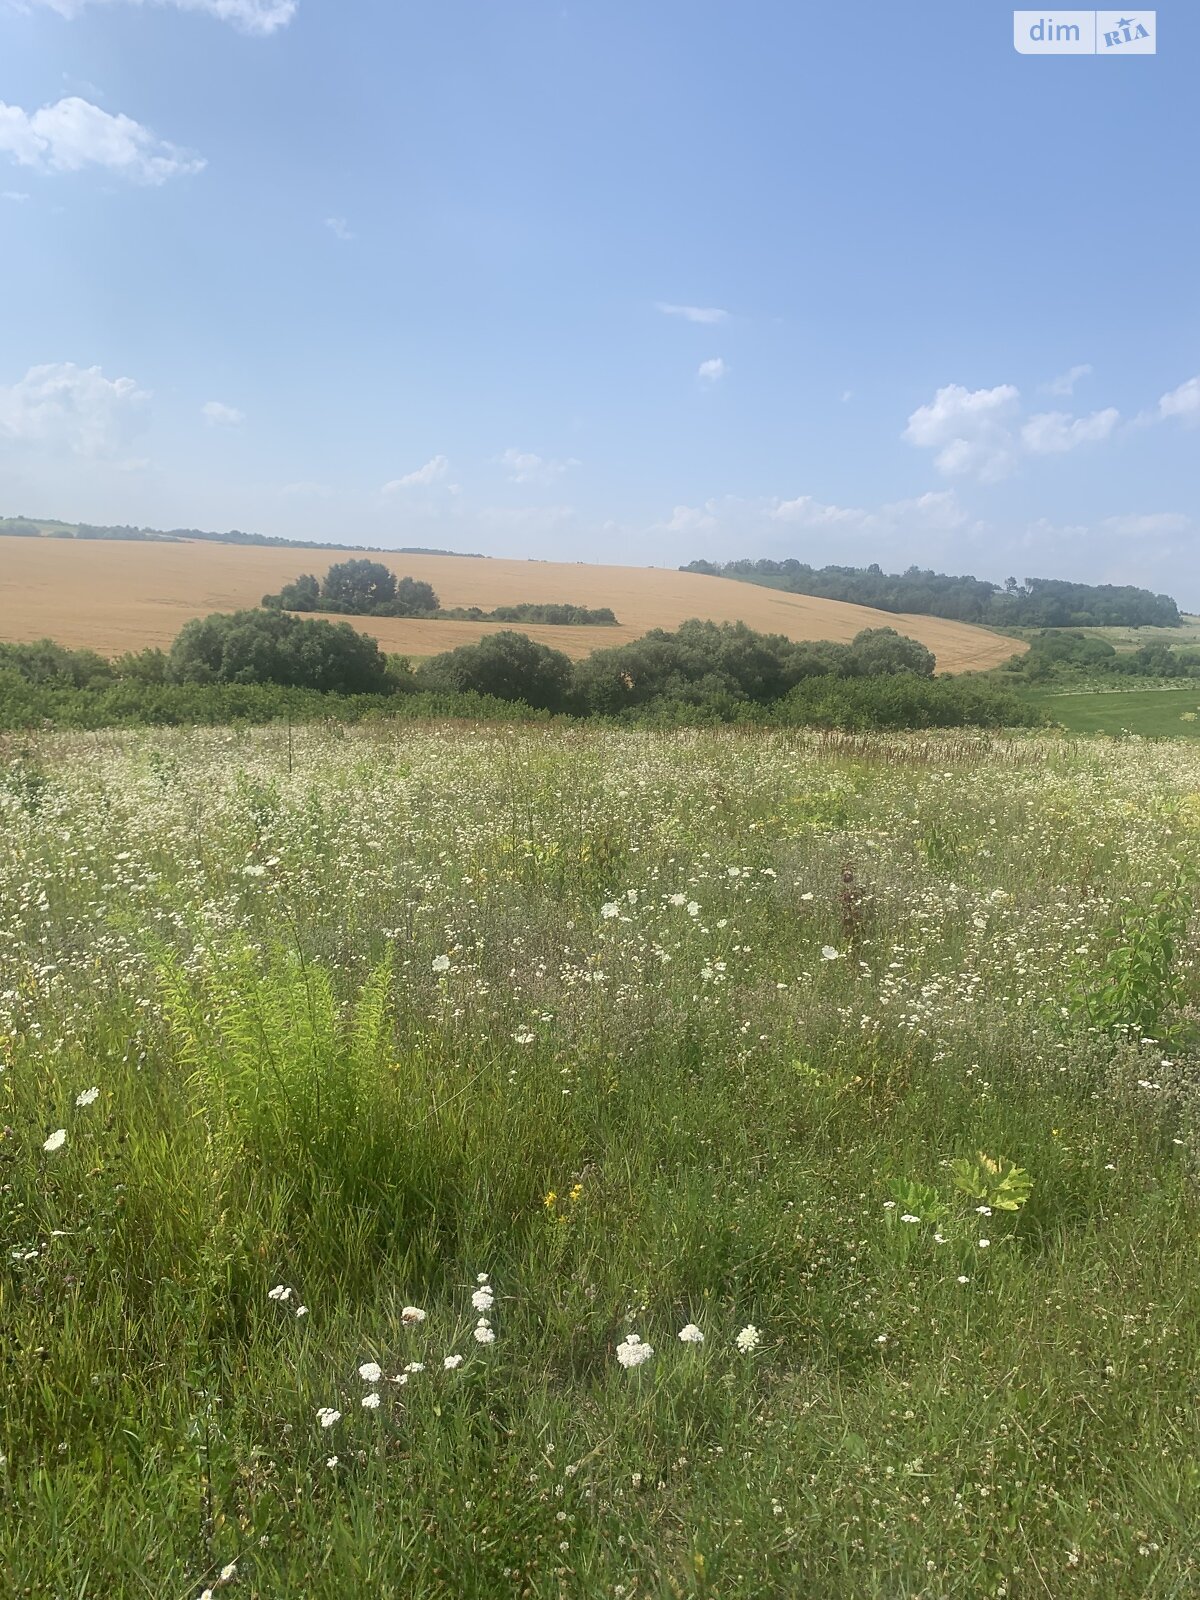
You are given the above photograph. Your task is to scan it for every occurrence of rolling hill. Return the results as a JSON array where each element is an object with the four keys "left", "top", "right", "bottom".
[{"left": 0, "top": 539, "right": 1024, "bottom": 672}]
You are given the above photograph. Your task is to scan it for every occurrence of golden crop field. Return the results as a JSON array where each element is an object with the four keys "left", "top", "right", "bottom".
[{"left": 0, "top": 539, "right": 1023, "bottom": 671}]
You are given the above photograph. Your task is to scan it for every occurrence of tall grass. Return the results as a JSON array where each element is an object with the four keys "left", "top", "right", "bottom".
[{"left": 3, "top": 723, "right": 1200, "bottom": 1597}]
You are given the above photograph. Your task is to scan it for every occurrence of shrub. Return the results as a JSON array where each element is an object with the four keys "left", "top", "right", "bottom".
[
  {"left": 416, "top": 631, "right": 574, "bottom": 710},
  {"left": 167, "top": 610, "right": 391, "bottom": 694},
  {"left": 0, "top": 638, "right": 117, "bottom": 689},
  {"left": 777, "top": 674, "right": 1045, "bottom": 731}
]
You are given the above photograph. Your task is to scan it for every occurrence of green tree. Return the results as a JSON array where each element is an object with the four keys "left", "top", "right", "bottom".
[
  {"left": 263, "top": 573, "right": 321, "bottom": 611},
  {"left": 167, "top": 610, "right": 390, "bottom": 694},
  {"left": 320, "top": 559, "right": 398, "bottom": 612},
  {"left": 842, "top": 627, "right": 936, "bottom": 678},
  {"left": 391, "top": 576, "right": 439, "bottom": 616},
  {"left": 416, "top": 631, "right": 573, "bottom": 710}
]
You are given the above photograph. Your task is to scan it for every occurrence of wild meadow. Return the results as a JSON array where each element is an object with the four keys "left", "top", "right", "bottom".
[{"left": 3, "top": 721, "right": 1200, "bottom": 1598}]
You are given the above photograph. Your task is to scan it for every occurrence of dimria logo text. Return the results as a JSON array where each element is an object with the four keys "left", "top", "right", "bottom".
[{"left": 1013, "top": 12, "right": 1156, "bottom": 54}]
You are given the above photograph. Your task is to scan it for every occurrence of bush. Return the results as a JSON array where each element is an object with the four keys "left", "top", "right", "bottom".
[
  {"left": 842, "top": 627, "right": 935, "bottom": 678},
  {"left": 416, "top": 631, "right": 574, "bottom": 710},
  {"left": 263, "top": 573, "right": 321, "bottom": 612},
  {"left": 0, "top": 639, "right": 117, "bottom": 689},
  {"left": 777, "top": 674, "right": 1044, "bottom": 731},
  {"left": 167, "top": 610, "right": 391, "bottom": 695},
  {"left": 570, "top": 620, "right": 934, "bottom": 716}
]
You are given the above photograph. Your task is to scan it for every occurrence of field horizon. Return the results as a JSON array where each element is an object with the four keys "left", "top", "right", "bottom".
[{"left": 0, "top": 538, "right": 1025, "bottom": 672}]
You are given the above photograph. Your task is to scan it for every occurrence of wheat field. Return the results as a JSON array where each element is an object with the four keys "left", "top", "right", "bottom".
[{"left": 0, "top": 539, "right": 1024, "bottom": 670}]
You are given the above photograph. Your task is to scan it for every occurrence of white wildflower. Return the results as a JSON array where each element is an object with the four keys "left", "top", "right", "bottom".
[
  {"left": 735, "top": 1324, "right": 760, "bottom": 1353},
  {"left": 431, "top": 955, "right": 450, "bottom": 973},
  {"left": 616, "top": 1333, "right": 654, "bottom": 1369},
  {"left": 267, "top": 1285, "right": 291, "bottom": 1302},
  {"left": 401, "top": 1305, "right": 427, "bottom": 1325},
  {"left": 358, "top": 1362, "right": 382, "bottom": 1383},
  {"left": 474, "top": 1320, "right": 496, "bottom": 1345},
  {"left": 316, "top": 1408, "right": 341, "bottom": 1428},
  {"left": 472, "top": 1285, "right": 495, "bottom": 1313},
  {"left": 42, "top": 1129, "right": 67, "bottom": 1152},
  {"left": 677, "top": 1324, "right": 704, "bottom": 1344},
  {"left": 219, "top": 1562, "right": 238, "bottom": 1582},
  {"left": 443, "top": 1354, "right": 464, "bottom": 1369},
  {"left": 361, "top": 1391, "right": 381, "bottom": 1410},
  {"left": 821, "top": 945, "right": 839, "bottom": 961},
  {"left": 600, "top": 902, "right": 620, "bottom": 919},
  {"left": 75, "top": 1087, "right": 100, "bottom": 1108}
]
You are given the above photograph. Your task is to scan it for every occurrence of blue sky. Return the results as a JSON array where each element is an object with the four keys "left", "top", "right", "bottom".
[{"left": 1, "top": 0, "right": 1197, "bottom": 599}]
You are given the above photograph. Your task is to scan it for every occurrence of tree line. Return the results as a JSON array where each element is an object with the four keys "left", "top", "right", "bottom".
[
  {"left": 1003, "top": 629, "right": 1200, "bottom": 683},
  {"left": 0, "top": 612, "right": 1042, "bottom": 731},
  {"left": 682, "top": 559, "right": 1181, "bottom": 629},
  {"left": 0, "top": 515, "right": 481, "bottom": 556}
]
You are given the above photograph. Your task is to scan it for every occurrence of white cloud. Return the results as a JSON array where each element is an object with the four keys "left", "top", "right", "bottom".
[
  {"left": 1044, "top": 363, "right": 1093, "bottom": 397},
  {"left": 771, "top": 488, "right": 971, "bottom": 536},
  {"left": 770, "top": 494, "right": 865, "bottom": 529},
  {"left": 29, "top": 0, "right": 296, "bottom": 34},
  {"left": 1158, "top": 376, "right": 1200, "bottom": 423},
  {"left": 0, "top": 361, "right": 149, "bottom": 458},
  {"left": 903, "top": 383, "right": 1022, "bottom": 482},
  {"left": 498, "top": 448, "right": 579, "bottom": 484},
  {"left": 1020, "top": 407, "right": 1119, "bottom": 454},
  {"left": 0, "top": 96, "right": 204, "bottom": 184},
  {"left": 663, "top": 503, "right": 718, "bottom": 534},
  {"left": 2, "top": 189, "right": 30, "bottom": 201},
  {"left": 324, "top": 215, "right": 355, "bottom": 241},
  {"left": 1102, "top": 512, "right": 1193, "bottom": 538},
  {"left": 202, "top": 400, "right": 244, "bottom": 426},
  {"left": 656, "top": 302, "right": 728, "bottom": 324},
  {"left": 697, "top": 358, "right": 727, "bottom": 385},
  {"left": 905, "top": 383, "right": 1121, "bottom": 479},
  {"left": 382, "top": 455, "right": 451, "bottom": 492}
]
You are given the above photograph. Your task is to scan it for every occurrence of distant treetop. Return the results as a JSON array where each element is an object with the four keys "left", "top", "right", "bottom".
[
  {"left": 0, "top": 513, "right": 483, "bottom": 557},
  {"left": 683, "top": 558, "right": 1180, "bottom": 629},
  {"left": 263, "top": 560, "right": 440, "bottom": 617}
]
